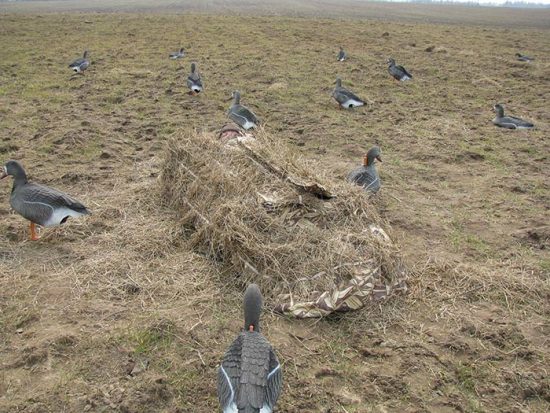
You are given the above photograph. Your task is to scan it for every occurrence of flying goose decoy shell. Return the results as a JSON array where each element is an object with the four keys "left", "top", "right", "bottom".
[
  {"left": 332, "top": 78, "right": 365, "bottom": 109},
  {"left": 186, "top": 62, "right": 203, "bottom": 94},
  {"left": 492, "top": 104, "right": 534, "bottom": 129},
  {"left": 218, "top": 284, "right": 282, "bottom": 413},
  {"left": 387, "top": 58, "right": 412, "bottom": 81},
  {"left": 1, "top": 160, "right": 91, "bottom": 240},
  {"left": 69, "top": 50, "right": 90, "bottom": 73},
  {"left": 347, "top": 146, "right": 382, "bottom": 193},
  {"left": 228, "top": 91, "right": 259, "bottom": 130}
]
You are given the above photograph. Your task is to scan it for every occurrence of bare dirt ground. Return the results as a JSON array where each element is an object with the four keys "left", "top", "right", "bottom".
[{"left": 0, "top": 6, "right": 548, "bottom": 413}]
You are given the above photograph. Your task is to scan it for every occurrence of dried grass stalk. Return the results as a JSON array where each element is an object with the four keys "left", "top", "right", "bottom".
[{"left": 161, "top": 128, "right": 407, "bottom": 317}]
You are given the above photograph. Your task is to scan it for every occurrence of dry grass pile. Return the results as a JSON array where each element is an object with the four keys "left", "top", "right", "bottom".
[{"left": 161, "top": 129, "right": 407, "bottom": 317}]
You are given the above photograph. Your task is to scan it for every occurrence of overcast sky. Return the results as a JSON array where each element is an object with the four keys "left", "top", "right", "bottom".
[{"left": 390, "top": 0, "right": 550, "bottom": 3}]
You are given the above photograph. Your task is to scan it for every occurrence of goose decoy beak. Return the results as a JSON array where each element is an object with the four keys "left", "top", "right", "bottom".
[
  {"left": 0, "top": 166, "right": 7, "bottom": 179},
  {"left": 376, "top": 155, "right": 382, "bottom": 162}
]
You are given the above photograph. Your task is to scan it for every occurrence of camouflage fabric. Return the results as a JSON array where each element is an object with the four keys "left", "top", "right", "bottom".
[{"left": 274, "top": 225, "right": 408, "bottom": 318}]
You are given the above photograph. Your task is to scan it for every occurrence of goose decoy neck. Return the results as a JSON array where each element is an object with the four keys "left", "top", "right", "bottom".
[
  {"left": 190, "top": 62, "right": 196, "bottom": 73},
  {"left": 1, "top": 160, "right": 28, "bottom": 186},
  {"left": 335, "top": 78, "right": 342, "bottom": 88},
  {"left": 232, "top": 91, "right": 241, "bottom": 105},
  {"left": 243, "top": 284, "right": 262, "bottom": 332},
  {"left": 83, "top": 50, "right": 88, "bottom": 58},
  {"left": 364, "top": 146, "right": 382, "bottom": 166},
  {"left": 179, "top": 48, "right": 184, "bottom": 53},
  {"left": 494, "top": 104, "right": 505, "bottom": 117}
]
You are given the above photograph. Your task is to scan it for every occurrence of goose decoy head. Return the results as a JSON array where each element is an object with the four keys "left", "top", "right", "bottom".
[
  {"left": 363, "top": 146, "right": 382, "bottom": 166},
  {"left": 493, "top": 104, "right": 505, "bottom": 117},
  {"left": 190, "top": 62, "right": 196, "bottom": 73},
  {"left": 231, "top": 90, "right": 241, "bottom": 104},
  {"left": 0, "top": 160, "right": 27, "bottom": 181},
  {"left": 243, "top": 284, "right": 262, "bottom": 332},
  {"left": 387, "top": 58, "right": 395, "bottom": 66},
  {"left": 179, "top": 47, "right": 184, "bottom": 53},
  {"left": 83, "top": 50, "right": 89, "bottom": 58}
]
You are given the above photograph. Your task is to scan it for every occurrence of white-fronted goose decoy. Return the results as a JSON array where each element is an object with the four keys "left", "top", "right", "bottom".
[
  {"left": 387, "top": 58, "right": 412, "bottom": 81},
  {"left": 332, "top": 78, "right": 365, "bottom": 109},
  {"left": 337, "top": 46, "right": 347, "bottom": 62},
  {"left": 186, "top": 62, "right": 203, "bottom": 94},
  {"left": 69, "top": 51, "right": 90, "bottom": 73},
  {"left": 218, "top": 284, "right": 282, "bottom": 413},
  {"left": 347, "top": 146, "right": 382, "bottom": 193},
  {"left": 516, "top": 53, "right": 534, "bottom": 62},
  {"left": 169, "top": 48, "right": 185, "bottom": 60},
  {"left": 228, "top": 91, "right": 259, "bottom": 130},
  {"left": 492, "top": 104, "right": 534, "bottom": 129},
  {"left": 1, "top": 160, "right": 91, "bottom": 240}
]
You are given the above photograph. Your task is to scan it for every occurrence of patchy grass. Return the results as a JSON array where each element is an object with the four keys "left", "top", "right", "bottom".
[{"left": 0, "top": 9, "right": 548, "bottom": 413}]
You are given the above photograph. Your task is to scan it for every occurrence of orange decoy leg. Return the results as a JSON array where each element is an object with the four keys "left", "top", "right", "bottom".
[{"left": 30, "top": 222, "right": 39, "bottom": 241}]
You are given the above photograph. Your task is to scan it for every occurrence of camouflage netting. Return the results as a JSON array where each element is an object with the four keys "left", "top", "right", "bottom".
[{"left": 161, "top": 129, "right": 407, "bottom": 318}]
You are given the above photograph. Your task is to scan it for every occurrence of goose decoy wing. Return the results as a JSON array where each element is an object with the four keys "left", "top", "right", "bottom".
[
  {"left": 348, "top": 166, "right": 380, "bottom": 193},
  {"left": 332, "top": 87, "right": 365, "bottom": 108},
  {"left": 264, "top": 347, "right": 282, "bottom": 409},
  {"left": 229, "top": 105, "right": 259, "bottom": 129},
  {"left": 69, "top": 58, "right": 84, "bottom": 68},
  {"left": 335, "top": 88, "right": 363, "bottom": 104},
  {"left": 186, "top": 73, "right": 202, "bottom": 88},
  {"left": 496, "top": 116, "right": 534, "bottom": 129},
  {"left": 218, "top": 333, "right": 282, "bottom": 412},
  {"left": 11, "top": 183, "right": 89, "bottom": 226},
  {"left": 218, "top": 335, "right": 242, "bottom": 412},
  {"left": 398, "top": 65, "right": 412, "bottom": 79}
]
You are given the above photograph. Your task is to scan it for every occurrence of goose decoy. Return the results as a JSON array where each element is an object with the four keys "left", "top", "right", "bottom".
[
  {"left": 332, "top": 78, "right": 365, "bottom": 109},
  {"left": 169, "top": 48, "right": 185, "bottom": 60},
  {"left": 492, "top": 104, "right": 534, "bottom": 129},
  {"left": 0, "top": 160, "right": 91, "bottom": 240},
  {"left": 69, "top": 51, "right": 90, "bottom": 73},
  {"left": 337, "top": 46, "right": 347, "bottom": 62},
  {"left": 218, "top": 284, "right": 282, "bottom": 413},
  {"left": 347, "top": 146, "right": 382, "bottom": 193},
  {"left": 387, "top": 58, "right": 412, "bottom": 81},
  {"left": 228, "top": 91, "right": 259, "bottom": 130},
  {"left": 186, "top": 62, "right": 203, "bottom": 94},
  {"left": 516, "top": 53, "right": 534, "bottom": 62}
]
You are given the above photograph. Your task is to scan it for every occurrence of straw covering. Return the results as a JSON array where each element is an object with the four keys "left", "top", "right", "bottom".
[{"left": 161, "top": 129, "right": 407, "bottom": 318}]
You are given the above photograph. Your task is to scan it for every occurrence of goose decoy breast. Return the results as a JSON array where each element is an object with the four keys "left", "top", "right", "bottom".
[{"left": 347, "top": 146, "right": 382, "bottom": 193}]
